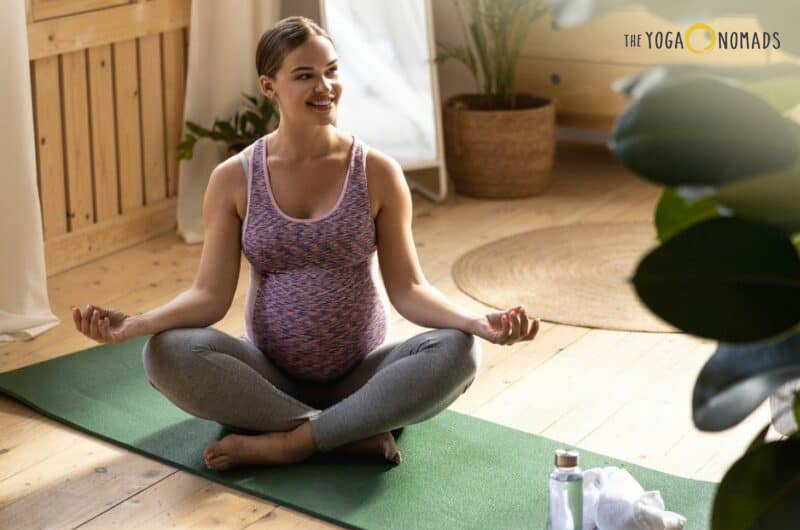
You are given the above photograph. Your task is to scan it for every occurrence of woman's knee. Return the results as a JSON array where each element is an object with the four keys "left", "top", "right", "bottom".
[
  {"left": 142, "top": 327, "right": 208, "bottom": 385},
  {"left": 430, "top": 328, "right": 482, "bottom": 383}
]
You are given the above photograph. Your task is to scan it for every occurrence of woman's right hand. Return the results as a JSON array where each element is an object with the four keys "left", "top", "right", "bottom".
[{"left": 71, "top": 304, "right": 139, "bottom": 344}]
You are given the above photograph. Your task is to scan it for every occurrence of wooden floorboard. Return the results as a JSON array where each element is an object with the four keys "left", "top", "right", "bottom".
[{"left": 0, "top": 144, "right": 769, "bottom": 529}]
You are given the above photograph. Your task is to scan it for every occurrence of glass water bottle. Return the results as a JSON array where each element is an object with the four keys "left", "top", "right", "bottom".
[{"left": 546, "top": 449, "right": 583, "bottom": 530}]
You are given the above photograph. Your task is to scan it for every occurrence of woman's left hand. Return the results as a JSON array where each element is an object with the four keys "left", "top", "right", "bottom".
[{"left": 470, "top": 306, "right": 540, "bottom": 345}]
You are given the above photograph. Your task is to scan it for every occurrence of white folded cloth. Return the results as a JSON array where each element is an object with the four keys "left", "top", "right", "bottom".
[{"left": 582, "top": 467, "right": 687, "bottom": 530}]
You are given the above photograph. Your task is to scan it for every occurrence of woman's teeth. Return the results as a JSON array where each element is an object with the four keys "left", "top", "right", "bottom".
[{"left": 308, "top": 99, "right": 333, "bottom": 110}]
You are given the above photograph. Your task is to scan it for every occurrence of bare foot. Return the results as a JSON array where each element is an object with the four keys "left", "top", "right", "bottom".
[
  {"left": 203, "top": 430, "right": 313, "bottom": 471},
  {"left": 333, "top": 431, "right": 402, "bottom": 464}
]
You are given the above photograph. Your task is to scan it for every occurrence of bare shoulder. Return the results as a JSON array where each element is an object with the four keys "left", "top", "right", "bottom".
[
  {"left": 364, "top": 145, "right": 407, "bottom": 216},
  {"left": 212, "top": 144, "right": 254, "bottom": 221}
]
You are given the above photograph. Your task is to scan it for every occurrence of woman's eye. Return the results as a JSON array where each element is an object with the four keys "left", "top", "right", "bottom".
[{"left": 298, "top": 68, "right": 338, "bottom": 80}]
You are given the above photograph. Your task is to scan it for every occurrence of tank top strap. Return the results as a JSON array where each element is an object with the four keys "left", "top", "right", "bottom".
[{"left": 348, "top": 135, "right": 371, "bottom": 212}]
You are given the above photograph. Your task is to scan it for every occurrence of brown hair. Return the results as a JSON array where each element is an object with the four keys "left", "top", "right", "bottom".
[{"left": 255, "top": 16, "right": 335, "bottom": 80}]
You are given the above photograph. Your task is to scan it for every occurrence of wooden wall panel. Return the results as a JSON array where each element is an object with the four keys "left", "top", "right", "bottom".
[
  {"left": 518, "top": 58, "right": 640, "bottom": 119},
  {"left": 138, "top": 33, "right": 167, "bottom": 205},
  {"left": 27, "top": 0, "right": 190, "bottom": 60},
  {"left": 61, "top": 50, "right": 95, "bottom": 230},
  {"left": 32, "top": 56, "right": 68, "bottom": 238},
  {"left": 30, "top": 0, "right": 129, "bottom": 22},
  {"left": 515, "top": 10, "right": 773, "bottom": 124},
  {"left": 87, "top": 44, "right": 119, "bottom": 221},
  {"left": 25, "top": 0, "right": 190, "bottom": 275},
  {"left": 162, "top": 28, "right": 186, "bottom": 198},
  {"left": 113, "top": 39, "right": 144, "bottom": 214}
]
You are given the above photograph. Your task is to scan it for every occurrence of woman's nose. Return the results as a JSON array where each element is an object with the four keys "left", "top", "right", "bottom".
[{"left": 316, "top": 77, "right": 333, "bottom": 92}]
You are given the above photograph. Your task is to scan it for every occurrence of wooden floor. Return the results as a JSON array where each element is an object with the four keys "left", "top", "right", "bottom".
[{"left": 0, "top": 143, "right": 771, "bottom": 529}]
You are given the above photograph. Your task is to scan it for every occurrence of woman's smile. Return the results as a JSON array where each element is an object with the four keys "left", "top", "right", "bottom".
[{"left": 307, "top": 98, "right": 334, "bottom": 111}]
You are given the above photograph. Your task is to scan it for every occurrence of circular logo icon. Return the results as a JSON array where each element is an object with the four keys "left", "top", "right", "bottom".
[{"left": 686, "top": 23, "right": 716, "bottom": 54}]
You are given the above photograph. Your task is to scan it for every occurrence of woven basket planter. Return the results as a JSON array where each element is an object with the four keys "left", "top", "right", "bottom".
[{"left": 443, "top": 93, "right": 556, "bottom": 199}]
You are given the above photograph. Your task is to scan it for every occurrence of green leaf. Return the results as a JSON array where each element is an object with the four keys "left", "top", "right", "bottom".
[
  {"left": 177, "top": 134, "right": 197, "bottom": 161},
  {"left": 242, "top": 93, "right": 258, "bottom": 107},
  {"left": 693, "top": 331, "right": 800, "bottom": 431},
  {"left": 792, "top": 391, "right": 800, "bottom": 436},
  {"left": 435, "top": 42, "right": 478, "bottom": 81},
  {"left": 611, "top": 76, "right": 799, "bottom": 188},
  {"left": 469, "top": 21, "right": 491, "bottom": 93},
  {"left": 744, "top": 77, "right": 800, "bottom": 115},
  {"left": 185, "top": 121, "right": 212, "bottom": 137},
  {"left": 711, "top": 438, "right": 800, "bottom": 530},
  {"left": 632, "top": 217, "right": 800, "bottom": 343},
  {"left": 713, "top": 158, "right": 800, "bottom": 233},
  {"left": 214, "top": 121, "right": 237, "bottom": 138},
  {"left": 655, "top": 187, "right": 720, "bottom": 242},
  {"left": 615, "top": 63, "right": 800, "bottom": 109},
  {"left": 243, "top": 110, "right": 265, "bottom": 131}
]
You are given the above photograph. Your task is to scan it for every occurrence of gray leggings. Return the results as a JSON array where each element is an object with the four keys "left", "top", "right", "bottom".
[{"left": 141, "top": 327, "right": 481, "bottom": 451}]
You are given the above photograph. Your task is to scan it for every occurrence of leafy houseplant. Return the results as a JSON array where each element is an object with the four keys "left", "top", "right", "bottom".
[
  {"left": 435, "top": 0, "right": 554, "bottom": 199},
  {"left": 550, "top": 1, "right": 800, "bottom": 528},
  {"left": 177, "top": 93, "right": 280, "bottom": 161}
]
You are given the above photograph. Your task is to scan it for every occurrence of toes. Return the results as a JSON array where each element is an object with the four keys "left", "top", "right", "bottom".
[
  {"left": 212, "top": 458, "right": 230, "bottom": 471},
  {"left": 206, "top": 456, "right": 228, "bottom": 471},
  {"left": 204, "top": 443, "right": 219, "bottom": 458}
]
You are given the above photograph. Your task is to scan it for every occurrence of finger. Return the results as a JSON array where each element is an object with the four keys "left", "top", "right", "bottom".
[
  {"left": 510, "top": 309, "right": 521, "bottom": 341},
  {"left": 82, "top": 305, "right": 93, "bottom": 335},
  {"left": 526, "top": 318, "right": 541, "bottom": 340},
  {"left": 503, "top": 313, "right": 514, "bottom": 345},
  {"left": 518, "top": 308, "right": 528, "bottom": 338},
  {"left": 98, "top": 317, "right": 111, "bottom": 342},
  {"left": 90, "top": 309, "right": 101, "bottom": 339},
  {"left": 71, "top": 306, "right": 81, "bottom": 330},
  {"left": 500, "top": 314, "right": 511, "bottom": 344}
]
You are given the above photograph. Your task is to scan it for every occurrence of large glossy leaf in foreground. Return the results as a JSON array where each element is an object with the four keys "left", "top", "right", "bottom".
[
  {"left": 632, "top": 217, "right": 800, "bottom": 343},
  {"left": 654, "top": 187, "right": 720, "bottom": 242},
  {"left": 713, "top": 127, "right": 800, "bottom": 234},
  {"left": 693, "top": 331, "right": 800, "bottom": 431},
  {"left": 712, "top": 438, "right": 800, "bottom": 530},
  {"left": 610, "top": 77, "right": 798, "bottom": 188},
  {"left": 614, "top": 63, "right": 800, "bottom": 113}
]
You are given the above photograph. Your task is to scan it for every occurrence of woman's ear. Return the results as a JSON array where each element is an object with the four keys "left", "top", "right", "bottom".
[{"left": 258, "top": 76, "right": 273, "bottom": 98}]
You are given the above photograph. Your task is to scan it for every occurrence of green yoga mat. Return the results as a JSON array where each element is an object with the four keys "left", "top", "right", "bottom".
[{"left": 0, "top": 336, "right": 716, "bottom": 529}]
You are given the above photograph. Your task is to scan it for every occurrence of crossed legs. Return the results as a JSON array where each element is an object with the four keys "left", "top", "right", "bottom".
[{"left": 142, "top": 326, "right": 481, "bottom": 468}]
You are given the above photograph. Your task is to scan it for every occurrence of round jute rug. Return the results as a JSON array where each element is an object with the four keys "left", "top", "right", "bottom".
[{"left": 452, "top": 223, "right": 678, "bottom": 333}]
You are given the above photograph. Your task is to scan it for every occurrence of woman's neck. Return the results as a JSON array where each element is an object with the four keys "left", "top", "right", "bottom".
[{"left": 270, "top": 125, "right": 339, "bottom": 162}]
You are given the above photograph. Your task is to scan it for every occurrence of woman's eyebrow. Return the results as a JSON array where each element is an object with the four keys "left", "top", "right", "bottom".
[{"left": 291, "top": 59, "right": 338, "bottom": 73}]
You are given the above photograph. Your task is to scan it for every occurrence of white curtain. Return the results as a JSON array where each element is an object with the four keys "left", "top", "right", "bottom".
[
  {"left": 0, "top": 1, "right": 59, "bottom": 342},
  {"left": 177, "top": 0, "right": 282, "bottom": 243}
]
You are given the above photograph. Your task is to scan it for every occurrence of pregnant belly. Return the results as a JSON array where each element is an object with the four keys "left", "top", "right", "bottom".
[{"left": 251, "top": 268, "right": 387, "bottom": 381}]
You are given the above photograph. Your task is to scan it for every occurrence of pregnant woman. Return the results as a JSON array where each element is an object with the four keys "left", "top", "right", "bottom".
[{"left": 72, "top": 16, "right": 539, "bottom": 471}]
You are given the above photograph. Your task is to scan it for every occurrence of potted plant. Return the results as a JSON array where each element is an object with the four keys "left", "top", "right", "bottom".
[
  {"left": 550, "top": 1, "right": 800, "bottom": 527},
  {"left": 435, "top": 0, "right": 552, "bottom": 199},
  {"left": 177, "top": 93, "right": 280, "bottom": 161}
]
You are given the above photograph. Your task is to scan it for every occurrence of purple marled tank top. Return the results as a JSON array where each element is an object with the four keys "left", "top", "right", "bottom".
[{"left": 239, "top": 133, "right": 389, "bottom": 382}]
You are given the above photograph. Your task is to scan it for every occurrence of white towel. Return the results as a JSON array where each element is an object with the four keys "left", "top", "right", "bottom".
[{"left": 582, "top": 467, "right": 687, "bottom": 530}]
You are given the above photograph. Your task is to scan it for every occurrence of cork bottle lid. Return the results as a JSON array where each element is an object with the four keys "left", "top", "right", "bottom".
[{"left": 554, "top": 449, "right": 579, "bottom": 468}]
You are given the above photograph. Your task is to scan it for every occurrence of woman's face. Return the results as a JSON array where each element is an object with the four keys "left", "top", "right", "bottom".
[{"left": 260, "top": 35, "right": 342, "bottom": 126}]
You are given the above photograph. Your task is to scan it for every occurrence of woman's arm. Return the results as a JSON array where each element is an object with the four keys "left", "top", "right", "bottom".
[
  {"left": 132, "top": 158, "right": 245, "bottom": 335},
  {"left": 131, "top": 288, "right": 228, "bottom": 336},
  {"left": 368, "top": 150, "right": 480, "bottom": 332},
  {"left": 369, "top": 148, "right": 538, "bottom": 345}
]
